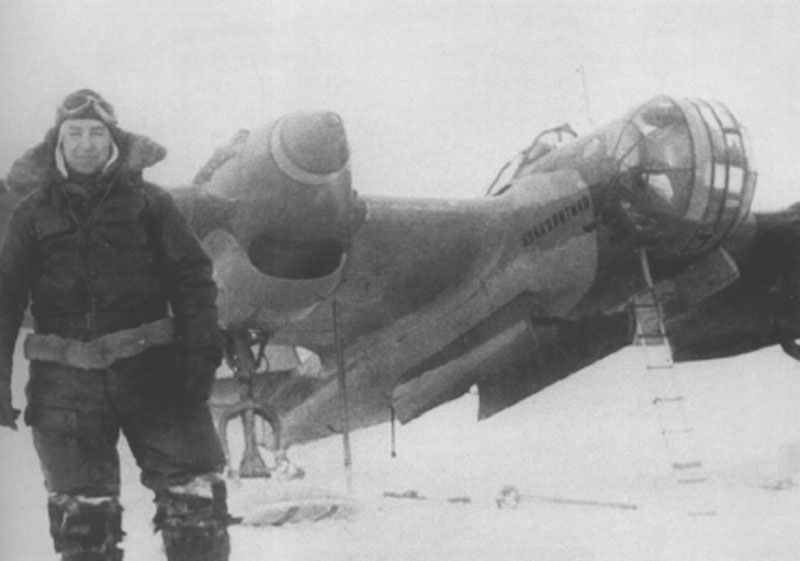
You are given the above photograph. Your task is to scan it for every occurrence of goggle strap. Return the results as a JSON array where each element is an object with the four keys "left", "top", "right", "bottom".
[{"left": 60, "top": 97, "right": 117, "bottom": 125}]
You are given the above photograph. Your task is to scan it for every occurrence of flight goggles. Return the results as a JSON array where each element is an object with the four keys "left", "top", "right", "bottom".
[{"left": 58, "top": 93, "right": 117, "bottom": 126}]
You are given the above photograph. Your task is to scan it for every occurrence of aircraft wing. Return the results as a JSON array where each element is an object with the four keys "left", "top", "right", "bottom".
[
  {"left": 264, "top": 194, "right": 511, "bottom": 357},
  {"left": 392, "top": 307, "right": 632, "bottom": 423}
]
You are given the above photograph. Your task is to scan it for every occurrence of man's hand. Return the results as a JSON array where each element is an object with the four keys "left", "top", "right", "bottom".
[{"left": 0, "top": 384, "right": 20, "bottom": 430}]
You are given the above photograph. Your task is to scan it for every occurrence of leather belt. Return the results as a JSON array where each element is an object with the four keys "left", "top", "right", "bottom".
[{"left": 24, "top": 318, "right": 175, "bottom": 370}]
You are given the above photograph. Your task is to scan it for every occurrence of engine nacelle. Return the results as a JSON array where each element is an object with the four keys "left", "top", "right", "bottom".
[
  {"left": 191, "top": 111, "right": 366, "bottom": 330},
  {"left": 196, "top": 110, "right": 364, "bottom": 279},
  {"left": 525, "top": 96, "right": 757, "bottom": 259}
]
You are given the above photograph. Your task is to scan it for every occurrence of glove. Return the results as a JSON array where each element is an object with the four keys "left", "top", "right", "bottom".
[
  {"left": 0, "top": 383, "right": 20, "bottom": 430},
  {"left": 179, "top": 352, "right": 220, "bottom": 404}
]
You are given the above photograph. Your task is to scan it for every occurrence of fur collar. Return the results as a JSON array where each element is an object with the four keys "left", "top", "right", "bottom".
[{"left": 6, "top": 127, "right": 167, "bottom": 197}]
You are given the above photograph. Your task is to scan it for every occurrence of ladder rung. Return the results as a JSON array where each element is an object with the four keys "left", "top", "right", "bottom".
[
  {"left": 633, "top": 307, "right": 664, "bottom": 315},
  {"left": 672, "top": 460, "right": 703, "bottom": 470},
  {"left": 688, "top": 510, "right": 718, "bottom": 517},
  {"left": 678, "top": 476, "right": 709, "bottom": 485},
  {"left": 645, "top": 364, "right": 674, "bottom": 371},
  {"left": 636, "top": 339, "right": 669, "bottom": 347},
  {"left": 636, "top": 330, "right": 669, "bottom": 345},
  {"left": 653, "top": 396, "right": 685, "bottom": 404},
  {"left": 633, "top": 307, "right": 664, "bottom": 316}
]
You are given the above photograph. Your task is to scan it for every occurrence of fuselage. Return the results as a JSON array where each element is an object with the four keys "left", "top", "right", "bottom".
[{"left": 182, "top": 97, "right": 758, "bottom": 446}]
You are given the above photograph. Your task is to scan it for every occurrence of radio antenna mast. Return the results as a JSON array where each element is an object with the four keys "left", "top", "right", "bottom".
[{"left": 577, "top": 65, "right": 595, "bottom": 127}]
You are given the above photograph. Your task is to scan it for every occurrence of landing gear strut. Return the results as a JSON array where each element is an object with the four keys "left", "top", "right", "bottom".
[{"left": 216, "top": 329, "right": 281, "bottom": 478}]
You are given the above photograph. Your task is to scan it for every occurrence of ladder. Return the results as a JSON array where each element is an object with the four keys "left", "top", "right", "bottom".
[{"left": 633, "top": 249, "right": 716, "bottom": 516}]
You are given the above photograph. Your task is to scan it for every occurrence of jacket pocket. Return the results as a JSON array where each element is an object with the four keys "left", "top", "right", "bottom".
[{"left": 34, "top": 214, "right": 75, "bottom": 242}]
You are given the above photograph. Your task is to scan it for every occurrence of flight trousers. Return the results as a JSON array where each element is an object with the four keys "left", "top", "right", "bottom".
[{"left": 24, "top": 346, "right": 230, "bottom": 560}]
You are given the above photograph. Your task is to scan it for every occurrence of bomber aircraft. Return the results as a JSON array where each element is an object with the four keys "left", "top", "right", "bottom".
[{"left": 4, "top": 96, "right": 799, "bottom": 483}]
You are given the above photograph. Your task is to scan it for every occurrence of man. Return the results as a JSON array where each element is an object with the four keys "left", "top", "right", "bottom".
[{"left": 0, "top": 89, "right": 232, "bottom": 561}]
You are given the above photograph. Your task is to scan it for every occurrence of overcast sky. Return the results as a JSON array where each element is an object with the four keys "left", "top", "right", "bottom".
[{"left": 1, "top": 0, "right": 798, "bottom": 209}]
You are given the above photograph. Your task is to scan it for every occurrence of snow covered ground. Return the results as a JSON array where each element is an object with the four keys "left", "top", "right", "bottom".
[{"left": 2, "top": 344, "right": 800, "bottom": 560}]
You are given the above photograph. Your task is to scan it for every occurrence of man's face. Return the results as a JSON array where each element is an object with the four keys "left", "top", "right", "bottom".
[{"left": 60, "top": 119, "right": 113, "bottom": 174}]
